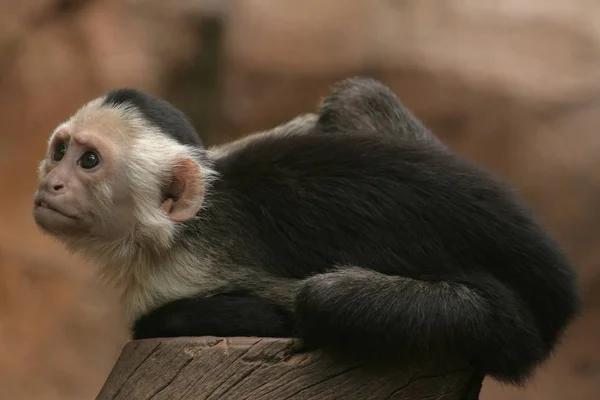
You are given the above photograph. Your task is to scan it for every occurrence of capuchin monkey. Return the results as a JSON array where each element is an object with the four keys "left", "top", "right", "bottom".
[{"left": 32, "top": 77, "right": 580, "bottom": 385}]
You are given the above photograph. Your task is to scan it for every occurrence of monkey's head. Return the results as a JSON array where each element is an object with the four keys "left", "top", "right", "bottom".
[{"left": 33, "top": 89, "right": 216, "bottom": 259}]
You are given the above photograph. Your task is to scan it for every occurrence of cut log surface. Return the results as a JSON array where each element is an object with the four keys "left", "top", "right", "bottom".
[{"left": 97, "top": 337, "right": 482, "bottom": 400}]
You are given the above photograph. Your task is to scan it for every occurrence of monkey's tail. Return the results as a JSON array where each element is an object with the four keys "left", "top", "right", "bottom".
[{"left": 294, "top": 266, "right": 546, "bottom": 385}]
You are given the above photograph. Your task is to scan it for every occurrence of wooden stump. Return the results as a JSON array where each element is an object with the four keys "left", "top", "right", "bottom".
[{"left": 97, "top": 337, "right": 483, "bottom": 400}]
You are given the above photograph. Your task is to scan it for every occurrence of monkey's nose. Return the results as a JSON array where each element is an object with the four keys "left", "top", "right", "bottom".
[{"left": 52, "top": 183, "right": 64, "bottom": 192}]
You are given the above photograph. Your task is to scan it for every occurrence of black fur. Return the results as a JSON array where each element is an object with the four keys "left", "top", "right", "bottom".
[
  {"left": 103, "top": 88, "right": 204, "bottom": 148},
  {"left": 133, "top": 291, "right": 295, "bottom": 340},
  {"left": 131, "top": 77, "right": 580, "bottom": 385}
]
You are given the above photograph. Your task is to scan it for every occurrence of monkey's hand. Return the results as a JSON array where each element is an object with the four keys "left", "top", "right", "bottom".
[{"left": 133, "top": 291, "right": 297, "bottom": 340}]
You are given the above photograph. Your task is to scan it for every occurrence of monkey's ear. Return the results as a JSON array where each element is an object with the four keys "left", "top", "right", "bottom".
[{"left": 161, "top": 158, "right": 205, "bottom": 222}]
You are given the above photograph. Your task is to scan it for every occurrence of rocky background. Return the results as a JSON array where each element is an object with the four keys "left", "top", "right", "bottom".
[{"left": 1, "top": 1, "right": 600, "bottom": 399}]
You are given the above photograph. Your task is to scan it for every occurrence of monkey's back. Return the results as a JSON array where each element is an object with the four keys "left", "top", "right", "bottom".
[{"left": 198, "top": 131, "right": 572, "bottom": 293}]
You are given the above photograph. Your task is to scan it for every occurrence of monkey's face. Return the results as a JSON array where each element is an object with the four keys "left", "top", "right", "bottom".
[
  {"left": 33, "top": 101, "right": 209, "bottom": 253},
  {"left": 33, "top": 123, "right": 132, "bottom": 240}
]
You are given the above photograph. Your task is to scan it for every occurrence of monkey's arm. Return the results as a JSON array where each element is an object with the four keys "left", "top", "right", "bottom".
[
  {"left": 133, "top": 291, "right": 297, "bottom": 340},
  {"left": 295, "top": 267, "right": 546, "bottom": 385}
]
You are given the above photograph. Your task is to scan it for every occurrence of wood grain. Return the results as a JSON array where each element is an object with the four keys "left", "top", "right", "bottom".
[{"left": 97, "top": 337, "right": 483, "bottom": 400}]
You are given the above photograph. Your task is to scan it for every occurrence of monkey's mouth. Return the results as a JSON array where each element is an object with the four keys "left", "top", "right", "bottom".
[{"left": 34, "top": 198, "right": 78, "bottom": 220}]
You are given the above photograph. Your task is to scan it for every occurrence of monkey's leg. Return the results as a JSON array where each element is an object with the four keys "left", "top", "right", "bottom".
[
  {"left": 295, "top": 266, "right": 545, "bottom": 384},
  {"left": 133, "top": 291, "right": 296, "bottom": 340}
]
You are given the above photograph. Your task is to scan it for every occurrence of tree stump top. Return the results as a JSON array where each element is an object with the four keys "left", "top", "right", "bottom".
[{"left": 97, "top": 337, "right": 483, "bottom": 400}]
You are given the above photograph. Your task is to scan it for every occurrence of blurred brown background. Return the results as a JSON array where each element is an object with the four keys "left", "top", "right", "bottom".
[{"left": 1, "top": 1, "right": 600, "bottom": 399}]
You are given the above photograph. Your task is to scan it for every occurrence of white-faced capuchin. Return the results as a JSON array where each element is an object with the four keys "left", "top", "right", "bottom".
[{"left": 32, "top": 77, "right": 580, "bottom": 385}]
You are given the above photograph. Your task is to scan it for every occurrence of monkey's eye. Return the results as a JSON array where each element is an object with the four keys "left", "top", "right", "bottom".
[
  {"left": 52, "top": 143, "right": 67, "bottom": 162},
  {"left": 79, "top": 151, "right": 101, "bottom": 169}
]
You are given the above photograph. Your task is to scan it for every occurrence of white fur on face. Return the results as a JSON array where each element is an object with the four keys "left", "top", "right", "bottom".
[{"left": 39, "top": 96, "right": 222, "bottom": 322}]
